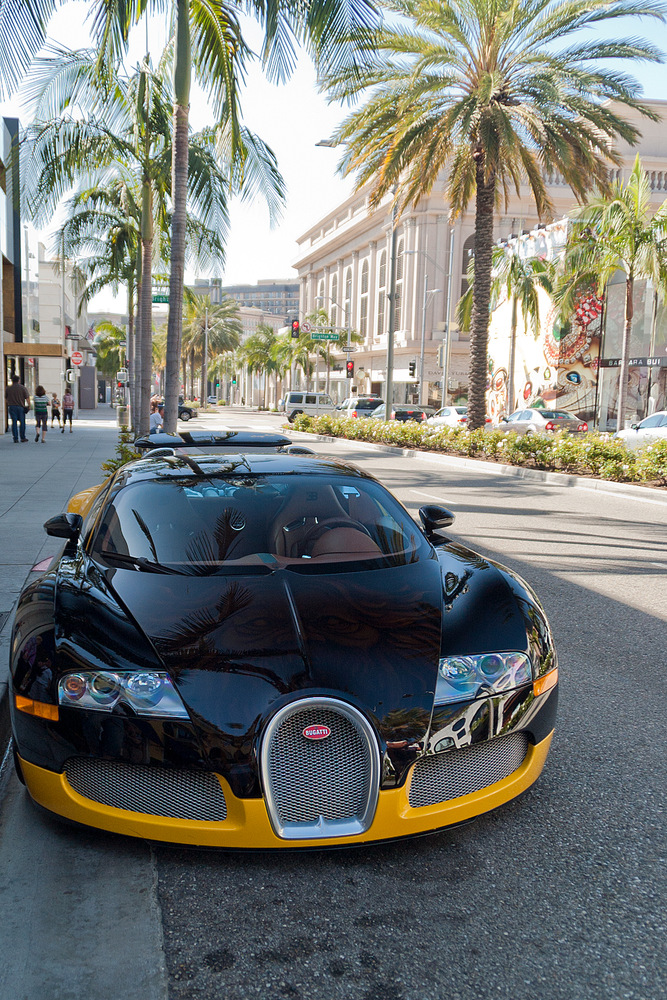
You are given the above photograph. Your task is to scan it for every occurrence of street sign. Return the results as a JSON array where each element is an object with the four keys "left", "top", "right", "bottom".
[
  {"left": 301, "top": 321, "right": 312, "bottom": 334},
  {"left": 71, "top": 351, "right": 83, "bottom": 366},
  {"left": 116, "top": 369, "right": 129, "bottom": 383},
  {"left": 343, "top": 345, "right": 357, "bottom": 352},
  {"left": 152, "top": 294, "right": 169, "bottom": 303},
  {"left": 312, "top": 331, "right": 340, "bottom": 341},
  {"left": 65, "top": 332, "right": 79, "bottom": 340}
]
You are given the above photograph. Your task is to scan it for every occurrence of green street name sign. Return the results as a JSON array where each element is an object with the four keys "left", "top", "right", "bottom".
[
  {"left": 312, "top": 331, "right": 340, "bottom": 341},
  {"left": 152, "top": 294, "right": 169, "bottom": 303}
]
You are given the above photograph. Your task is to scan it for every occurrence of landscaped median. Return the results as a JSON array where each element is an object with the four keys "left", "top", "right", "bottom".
[{"left": 291, "top": 414, "right": 667, "bottom": 487}]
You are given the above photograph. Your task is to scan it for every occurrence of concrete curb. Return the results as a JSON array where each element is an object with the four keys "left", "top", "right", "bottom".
[{"left": 294, "top": 431, "right": 667, "bottom": 503}]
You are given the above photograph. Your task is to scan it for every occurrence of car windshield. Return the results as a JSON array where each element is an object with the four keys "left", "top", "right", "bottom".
[{"left": 91, "top": 473, "right": 428, "bottom": 574}]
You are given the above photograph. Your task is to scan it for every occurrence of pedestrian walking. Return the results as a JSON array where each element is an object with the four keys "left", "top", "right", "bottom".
[
  {"left": 50, "top": 392, "right": 62, "bottom": 428},
  {"left": 7, "top": 374, "right": 30, "bottom": 443},
  {"left": 62, "top": 389, "right": 74, "bottom": 432},
  {"left": 33, "top": 386, "right": 49, "bottom": 443}
]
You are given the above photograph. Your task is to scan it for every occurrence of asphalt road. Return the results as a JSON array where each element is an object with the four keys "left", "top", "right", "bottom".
[
  {"left": 155, "top": 415, "right": 667, "bottom": 1000},
  {"left": 2, "top": 410, "right": 665, "bottom": 1000}
]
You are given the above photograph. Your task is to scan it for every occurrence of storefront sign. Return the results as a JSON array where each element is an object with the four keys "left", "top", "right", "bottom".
[{"left": 599, "top": 356, "right": 667, "bottom": 368}]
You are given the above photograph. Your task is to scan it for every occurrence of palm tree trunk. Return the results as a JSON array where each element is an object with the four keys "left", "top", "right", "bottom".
[
  {"left": 507, "top": 297, "right": 518, "bottom": 415},
  {"left": 617, "top": 273, "right": 634, "bottom": 430},
  {"left": 138, "top": 178, "right": 153, "bottom": 437},
  {"left": 165, "top": 0, "right": 191, "bottom": 433},
  {"left": 469, "top": 161, "right": 496, "bottom": 430}
]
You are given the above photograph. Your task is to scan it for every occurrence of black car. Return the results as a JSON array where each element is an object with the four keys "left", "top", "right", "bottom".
[
  {"left": 10, "top": 432, "right": 558, "bottom": 848},
  {"left": 371, "top": 404, "right": 428, "bottom": 422}
]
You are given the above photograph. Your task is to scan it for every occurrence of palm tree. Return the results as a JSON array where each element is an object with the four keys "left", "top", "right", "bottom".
[
  {"left": 181, "top": 291, "right": 242, "bottom": 403},
  {"left": 20, "top": 44, "right": 249, "bottom": 432},
  {"left": 93, "top": 320, "right": 128, "bottom": 381},
  {"left": 325, "top": 0, "right": 665, "bottom": 428},
  {"left": 242, "top": 323, "right": 280, "bottom": 408},
  {"left": 458, "top": 247, "right": 554, "bottom": 414},
  {"left": 563, "top": 156, "right": 667, "bottom": 429}
]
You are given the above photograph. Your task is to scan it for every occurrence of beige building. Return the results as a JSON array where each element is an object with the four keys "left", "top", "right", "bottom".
[{"left": 293, "top": 100, "right": 667, "bottom": 407}]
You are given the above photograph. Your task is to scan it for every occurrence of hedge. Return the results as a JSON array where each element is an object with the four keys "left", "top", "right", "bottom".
[{"left": 291, "top": 415, "right": 667, "bottom": 487}]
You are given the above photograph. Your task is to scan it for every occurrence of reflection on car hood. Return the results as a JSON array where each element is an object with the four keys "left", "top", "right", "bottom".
[{"left": 106, "top": 559, "right": 444, "bottom": 746}]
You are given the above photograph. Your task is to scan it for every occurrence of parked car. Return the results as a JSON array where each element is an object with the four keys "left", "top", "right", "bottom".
[
  {"left": 154, "top": 398, "right": 198, "bottom": 421},
  {"left": 9, "top": 431, "right": 558, "bottom": 848},
  {"left": 497, "top": 408, "right": 588, "bottom": 435},
  {"left": 371, "top": 404, "right": 428, "bottom": 422},
  {"left": 206, "top": 395, "right": 219, "bottom": 405},
  {"left": 338, "top": 396, "right": 385, "bottom": 418},
  {"left": 427, "top": 405, "right": 469, "bottom": 428},
  {"left": 615, "top": 410, "right": 667, "bottom": 447},
  {"left": 283, "top": 391, "right": 336, "bottom": 422}
]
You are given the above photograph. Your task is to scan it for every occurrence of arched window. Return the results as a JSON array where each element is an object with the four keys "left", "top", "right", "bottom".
[
  {"left": 360, "top": 260, "right": 369, "bottom": 338},
  {"left": 394, "top": 239, "right": 404, "bottom": 330},
  {"left": 461, "top": 235, "right": 475, "bottom": 296},
  {"left": 318, "top": 278, "right": 325, "bottom": 308},
  {"left": 344, "top": 268, "right": 352, "bottom": 329},
  {"left": 330, "top": 275, "right": 338, "bottom": 328},
  {"left": 377, "top": 251, "right": 386, "bottom": 336}
]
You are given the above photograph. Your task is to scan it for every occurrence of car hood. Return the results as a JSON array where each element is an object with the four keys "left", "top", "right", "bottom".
[{"left": 105, "top": 558, "right": 444, "bottom": 748}]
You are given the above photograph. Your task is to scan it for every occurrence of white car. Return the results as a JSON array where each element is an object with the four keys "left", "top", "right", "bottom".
[
  {"left": 615, "top": 410, "right": 667, "bottom": 447},
  {"left": 427, "top": 405, "right": 468, "bottom": 428}
]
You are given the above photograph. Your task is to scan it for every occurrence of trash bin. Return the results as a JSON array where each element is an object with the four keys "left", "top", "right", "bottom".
[{"left": 117, "top": 405, "right": 130, "bottom": 428}]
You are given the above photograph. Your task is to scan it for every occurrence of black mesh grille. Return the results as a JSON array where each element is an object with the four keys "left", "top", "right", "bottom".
[
  {"left": 64, "top": 758, "right": 227, "bottom": 821},
  {"left": 408, "top": 733, "right": 529, "bottom": 808},
  {"left": 265, "top": 706, "right": 372, "bottom": 825}
]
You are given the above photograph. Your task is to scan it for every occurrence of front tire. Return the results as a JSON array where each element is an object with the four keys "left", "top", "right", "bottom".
[
  {"left": 288, "top": 410, "right": 303, "bottom": 423},
  {"left": 179, "top": 410, "right": 191, "bottom": 421}
]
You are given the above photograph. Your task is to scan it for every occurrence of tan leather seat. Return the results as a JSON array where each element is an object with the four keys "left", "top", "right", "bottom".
[{"left": 310, "top": 526, "right": 382, "bottom": 559}]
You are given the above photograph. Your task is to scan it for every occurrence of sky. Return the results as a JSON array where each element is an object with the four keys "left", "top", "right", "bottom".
[{"left": 2, "top": 2, "right": 667, "bottom": 312}]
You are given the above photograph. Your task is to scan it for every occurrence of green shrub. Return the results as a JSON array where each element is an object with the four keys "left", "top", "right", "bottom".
[
  {"left": 288, "top": 412, "right": 664, "bottom": 487},
  {"left": 101, "top": 428, "right": 141, "bottom": 475}
]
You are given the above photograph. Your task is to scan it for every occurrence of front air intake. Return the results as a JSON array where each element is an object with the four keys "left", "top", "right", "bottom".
[{"left": 260, "top": 698, "right": 381, "bottom": 840}]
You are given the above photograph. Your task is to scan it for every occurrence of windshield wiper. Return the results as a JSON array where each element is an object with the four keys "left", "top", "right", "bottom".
[{"left": 99, "top": 551, "right": 188, "bottom": 575}]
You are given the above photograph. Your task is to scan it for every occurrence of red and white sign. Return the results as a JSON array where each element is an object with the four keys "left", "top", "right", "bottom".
[
  {"left": 303, "top": 725, "right": 331, "bottom": 741},
  {"left": 71, "top": 351, "right": 84, "bottom": 366}
]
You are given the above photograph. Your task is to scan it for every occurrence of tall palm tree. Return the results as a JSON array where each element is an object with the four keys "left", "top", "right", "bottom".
[
  {"left": 458, "top": 247, "right": 554, "bottom": 413},
  {"left": 325, "top": 0, "right": 665, "bottom": 428},
  {"left": 181, "top": 291, "right": 242, "bottom": 403},
  {"left": 563, "top": 156, "right": 667, "bottom": 429},
  {"left": 242, "top": 323, "right": 280, "bottom": 407}
]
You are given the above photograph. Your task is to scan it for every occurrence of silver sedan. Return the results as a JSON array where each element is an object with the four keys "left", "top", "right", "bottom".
[
  {"left": 615, "top": 410, "right": 667, "bottom": 448},
  {"left": 497, "top": 408, "right": 588, "bottom": 435}
]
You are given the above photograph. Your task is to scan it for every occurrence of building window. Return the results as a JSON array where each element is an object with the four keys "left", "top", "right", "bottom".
[
  {"left": 395, "top": 239, "right": 404, "bottom": 331},
  {"left": 360, "top": 260, "right": 369, "bottom": 338},
  {"left": 331, "top": 275, "right": 338, "bottom": 327},
  {"left": 344, "top": 268, "right": 352, "bottom": 329},
  {"left": 377, "top": 251, "right": 386, "bottom": 336}
]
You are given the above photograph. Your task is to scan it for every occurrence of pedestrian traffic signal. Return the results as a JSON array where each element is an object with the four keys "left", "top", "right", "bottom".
[
  {"left": 291, "top": 319, "right": 300, "bottom": 338},
  {"left": 408, "top": 360, "right": 416, "bottom": 377},
  {"left": 346, "top": 360, "right": 354, "bottom": 379}
]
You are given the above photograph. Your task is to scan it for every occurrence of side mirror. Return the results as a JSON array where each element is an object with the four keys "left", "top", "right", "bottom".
[
  {"left": 500, "top": 416, "right": 509, "bottom": 423},
  {"left": 631, "top": 423, "right": 638, "bottom": 430},
  {"left": 44, "top": 512, "right": 83, "bottom": 540},
  {"left": 419, "top": 504, "right": 455, "bottom": 538}
]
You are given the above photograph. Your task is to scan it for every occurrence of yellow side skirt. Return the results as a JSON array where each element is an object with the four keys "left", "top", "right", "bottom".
[{"left": 19, "top": 732, "right": 553, "bottom": 848}]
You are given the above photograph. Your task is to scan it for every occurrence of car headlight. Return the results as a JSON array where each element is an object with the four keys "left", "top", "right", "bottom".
[
  {"left": 58, "top": 670, "right": 189, "bottom": 718},
  {"left": 435, "top": 652, "right": 532, "bottom": 705}
]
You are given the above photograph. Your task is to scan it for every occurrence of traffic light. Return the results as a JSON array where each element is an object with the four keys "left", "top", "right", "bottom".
[
  {"left": 231, "top": 374, "right": 237, "bottom": 385},
  {"left": 291, "top": 319, "right": 300, "bottom": 338},
  {"left": 346, "top": 360, "right": 354, "bottom": 379},
  {"left": 408, "top": 360, "right": 416, "bottom": 378}
]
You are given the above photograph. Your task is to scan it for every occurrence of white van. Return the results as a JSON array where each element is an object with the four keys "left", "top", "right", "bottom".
[{"left": 283, "top": 391, "right": 336, "bottom": 422}]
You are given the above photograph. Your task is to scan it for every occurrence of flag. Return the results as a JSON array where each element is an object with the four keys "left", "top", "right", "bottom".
[{"left": 86, "top": 324, "right": 95, "bottom": 342}]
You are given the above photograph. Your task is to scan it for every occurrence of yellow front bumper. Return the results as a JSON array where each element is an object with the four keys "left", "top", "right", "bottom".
[{"left": 19, "top": 731, "right": 553, "bottom": 848}]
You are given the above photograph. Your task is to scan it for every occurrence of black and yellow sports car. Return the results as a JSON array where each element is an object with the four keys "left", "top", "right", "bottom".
[{"left": 10, "top": 431, "right": 557, "bottom": 848}]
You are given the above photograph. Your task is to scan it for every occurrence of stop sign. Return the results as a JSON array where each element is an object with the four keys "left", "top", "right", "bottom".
[{"left": 71, "top": 351, "right": 83, "bottom": 366}]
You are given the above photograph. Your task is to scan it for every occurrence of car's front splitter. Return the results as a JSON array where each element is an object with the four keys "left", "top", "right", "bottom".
[{"left": 18, "top": 731, "right": 553, "bottom": 848}]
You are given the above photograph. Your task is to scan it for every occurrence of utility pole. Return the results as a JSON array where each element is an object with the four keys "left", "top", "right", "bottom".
[
  {"left": 442, "top": 228, "right": 456, "bottom": 407},
  {"left": 384, "top": 202, "right": 399, "bottom": 419}
]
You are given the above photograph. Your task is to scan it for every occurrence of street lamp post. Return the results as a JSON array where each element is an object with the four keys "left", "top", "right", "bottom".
[
  {"left": 384, "top": 206, "right": 399, "bottom": 419},
  {"left": 316, "top": 296, "right": 351, "bottom": 397},
  {"left": 203, "top": 306, "right": 209, "bottom": 407}
]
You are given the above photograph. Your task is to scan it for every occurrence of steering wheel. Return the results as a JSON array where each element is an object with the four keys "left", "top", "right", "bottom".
[{"left": 301, "top": 517, "right": 373, "bottom": 555}]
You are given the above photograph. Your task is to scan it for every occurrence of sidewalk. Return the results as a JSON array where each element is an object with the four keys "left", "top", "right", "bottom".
[{"left": 0, "top": 408, "right": 119, "bottom": 745}]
